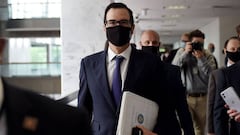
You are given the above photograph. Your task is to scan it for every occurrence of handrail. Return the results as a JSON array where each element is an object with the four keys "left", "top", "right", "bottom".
[{"left": 57, "top": 90, "right": 79, "bottom": 104}]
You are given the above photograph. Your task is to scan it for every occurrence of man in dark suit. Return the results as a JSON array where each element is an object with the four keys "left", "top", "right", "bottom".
[
  {"left": 0, "top": 78, "right": 91, "bottom": 135},
  {"left": 163, "top": 32, "right": 190, "bottom": 63},
  {"left": 0, "top": 37, "right": 90, "bottom": 135},
  {"left": 77, "top": 2, "right": 185, "bottom": 135},
  {"left": 206, "top": 36, "right": 238, "bottom": 135},
  {"left": 214, "top": 37, "right": 240, "bottom": 135},
  {"left": 139, "top": 29, "right": 195, "bottom": 135}
]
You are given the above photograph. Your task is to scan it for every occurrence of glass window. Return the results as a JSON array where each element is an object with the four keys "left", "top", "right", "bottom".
[
  {"left": 9, "top": 37, "right": 61, "bottom": 63},
  {"left": 8, "top": 0, "right": 61, "bottom": 19},
  {"left": 2, "top": 38, "right": 61, "bottom": 77},
  {"left": 31, "top": 44, "right": 47, "bottom": 63}
]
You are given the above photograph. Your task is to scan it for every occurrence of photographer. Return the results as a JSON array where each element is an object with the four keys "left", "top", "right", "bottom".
[{"left": 172, "top": 29, "right": 217, "bottom": 135}]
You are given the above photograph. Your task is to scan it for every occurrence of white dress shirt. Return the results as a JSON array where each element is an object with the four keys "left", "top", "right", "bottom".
[{"left": 107, "top": 45, "right": 131, "bottom": 91}]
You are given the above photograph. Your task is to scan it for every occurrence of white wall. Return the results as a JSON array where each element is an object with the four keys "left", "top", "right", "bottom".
[
  {"left": 201, "top": 18, "right": 220, "bottom": 66},
  {"left": 9, "top": 40, "right": 31, "bottom": 63},
  {"left": 133, "top": 28, "right": 180, "bottom": 49},
  {"left": 61, "top": 0, "right": 109, "bottom": 95},
  {"left": 200, "top": 16, "right": 240, "bottom": 67},
  {"left": 61, "top": 1, "right": 240, "bottom": 96},
  {"left": 219, "top": 16, "right": 240, "bottom": 66}
]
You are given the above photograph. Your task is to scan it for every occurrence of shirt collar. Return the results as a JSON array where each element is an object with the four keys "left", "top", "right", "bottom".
[
  {"left": 227, "top": 61, "right": 234, "bottom": 67},
  {"left": 107, "top": 45, "right": 132, "bottom": 62}
]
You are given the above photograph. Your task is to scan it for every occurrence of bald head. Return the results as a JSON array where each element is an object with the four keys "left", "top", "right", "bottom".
[{"left": 140, "top": 30, "right": 160, "bottom": 47}]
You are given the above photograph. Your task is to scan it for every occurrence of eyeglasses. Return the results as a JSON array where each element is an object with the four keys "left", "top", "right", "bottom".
[
  {"left": 181, "top": 40, "right": 189, "bottom": 43},
  {"left": 105, "top": 20, "right": 131, "bottom": 27}
]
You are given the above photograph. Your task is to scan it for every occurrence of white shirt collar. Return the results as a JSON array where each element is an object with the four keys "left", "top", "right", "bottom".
[
  {"left": 107, "top": 45, "right": 132, "bottom": 62},
  {"left": 227, "top": 61, "right": 234, "bottom": 67}
]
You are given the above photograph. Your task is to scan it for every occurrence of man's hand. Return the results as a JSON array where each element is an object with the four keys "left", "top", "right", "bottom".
[
  {"left": 184, "top": 42, "right": 193, "bottom": 53},
  {"left": 227, "top": 109, "right": 240, "bottom": 122},
  {"left": 136, "top": 125, "right": 158, "bottom": 135}
]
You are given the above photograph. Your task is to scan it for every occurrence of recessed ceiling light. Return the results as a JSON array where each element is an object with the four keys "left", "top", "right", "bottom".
[
  {"left": 163, "top": 5, "right": 189, "bottom": 10},
  {"left": 162, "top": 14, "right": 182, "bottom": 18}
]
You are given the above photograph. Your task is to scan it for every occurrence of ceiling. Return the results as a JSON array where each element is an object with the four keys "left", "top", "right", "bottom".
[{"left": 119, "top": 0, "right": 240, "bottom": 36}]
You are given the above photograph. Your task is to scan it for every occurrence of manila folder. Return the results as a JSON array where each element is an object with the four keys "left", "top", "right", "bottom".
[{"left": 116, "top": 91, "right": 159, "bottom": 135}]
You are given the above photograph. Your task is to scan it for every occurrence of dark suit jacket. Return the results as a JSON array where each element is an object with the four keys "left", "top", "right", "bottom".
[
  {"left": 207, "top": 69, "right": 221, "bottom": 133},
  {"left": 214, "top": 61, "right": 240, "bottom": 135},
  {"left": 163, "top": 63, "right": 195, "bottom": 135},
  {"left": 163, "top": 48, "right": 179, "bottom": 63},
  {"left": 78, "top": 46, "right": 187, "bottom": 135},
  {"left": 1, "top": 79, "right": 91, "bottom": 135}
]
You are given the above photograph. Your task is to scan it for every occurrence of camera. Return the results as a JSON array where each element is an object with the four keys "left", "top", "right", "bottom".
[{"left": 191, "top": 42, "right": 203, "bottom": 51}]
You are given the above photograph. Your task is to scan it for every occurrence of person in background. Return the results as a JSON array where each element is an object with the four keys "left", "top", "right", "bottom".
[
  {"left": 140, "top": 29, "right": 195, "bottom": 135},
  {"left": 140, "top": 30, "right": 161, "bottom": 56},
  {"left": 0, "top": 38, "right": 91, "bottom": 135},
  {"left": 172, "top": 29, "right": 217, "bottom": 135},
  {"left": 161, "top": 48, "right": 170, "bottom": 62},
  {"left": 214, "top": 36, "right": 240, "bottom": 135},
  {"left": 164, "top": 32, "right": 190, "bottom": 63},
  {"left": 0, "top": 79, "right": 91, "bottom": 135},
  {"left": 208, "top": 43, "right": 215, "bottom": 54},
  {"left": 77, "top": 2, "right": 178, "bottom": 135},
  {"left": 207, "top": 36, "right": 240, "bottom": 135},
  {"left": 208, "top": 43, "right": 218, "bottom": 69}
]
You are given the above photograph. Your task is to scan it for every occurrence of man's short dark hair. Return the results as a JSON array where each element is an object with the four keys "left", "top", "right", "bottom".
[
  {"left": 224, "top": 36, "right": 240, "bottom": 49},
  {"left": 103, "top": 2, "right": 134, "bottom": 26},
  {"left": 189, "top": 29, "right": 205, "bottom": 41}
]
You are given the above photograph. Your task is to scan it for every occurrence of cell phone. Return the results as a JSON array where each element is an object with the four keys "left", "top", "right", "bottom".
[{"left": 220, "top": 86, "right": 240, "bottom": 112}]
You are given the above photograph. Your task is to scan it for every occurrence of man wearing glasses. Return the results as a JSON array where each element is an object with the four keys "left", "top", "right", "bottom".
[{"left": 77, "top": 2, "right": 181, "bottom": 135}]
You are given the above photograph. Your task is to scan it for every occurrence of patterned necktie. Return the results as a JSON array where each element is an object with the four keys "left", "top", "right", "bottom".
[{"left": 112, "top": 56, "right": 124, "bottom": 107}]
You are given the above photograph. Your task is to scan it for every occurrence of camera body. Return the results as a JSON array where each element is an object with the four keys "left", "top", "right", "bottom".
[{"left": 191, "top": 42, "right": 203, "bottom": 51}]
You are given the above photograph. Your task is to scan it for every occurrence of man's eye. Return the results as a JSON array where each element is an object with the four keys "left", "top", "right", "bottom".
[{"left": 109, "top": 21, "right": 116, "bottom": 24}]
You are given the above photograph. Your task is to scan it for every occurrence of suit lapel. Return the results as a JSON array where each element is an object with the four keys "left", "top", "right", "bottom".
[
  {"left": 123, "top": 48, "right": 143, "bottom": 94},
  {"left": 92, "top": 52, "right": 116, "bottom": 111}
]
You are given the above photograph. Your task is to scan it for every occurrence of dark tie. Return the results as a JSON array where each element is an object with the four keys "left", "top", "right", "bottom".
[{"left": 112, "top": 56, "right": 124, "bottom": 107}]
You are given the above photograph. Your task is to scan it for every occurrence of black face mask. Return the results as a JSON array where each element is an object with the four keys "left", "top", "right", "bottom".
[
  {"left": 141, "top": 46, "right": 159, "bottom": 55},
  {"left": 209, "top": 48, "right": 215, "bottom": 53},
  {"left": 226, "top": 51, "right": 240, "bottom": 62},
  {"left": 106, "top": 26, "right": 131, "bottom": 46}
]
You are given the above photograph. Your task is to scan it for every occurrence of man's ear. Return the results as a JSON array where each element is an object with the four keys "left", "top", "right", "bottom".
[
  {"left": 103, "top": 25, "right": 106, "bottom": 32},
  {"left": 130, "top": 24, "right": 135, "bottom": 34},
  {"left": 223, "top": 48, "right": 227, "bottom": 54}
]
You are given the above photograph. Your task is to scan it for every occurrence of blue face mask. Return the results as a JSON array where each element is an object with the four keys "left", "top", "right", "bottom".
[{"left": 179, "top": 41, "right": 186, "bottom": 48}]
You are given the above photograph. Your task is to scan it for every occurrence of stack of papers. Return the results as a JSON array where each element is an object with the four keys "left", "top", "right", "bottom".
[{"left": 116, "top": 91, "right": 159, "bottom": 135}]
